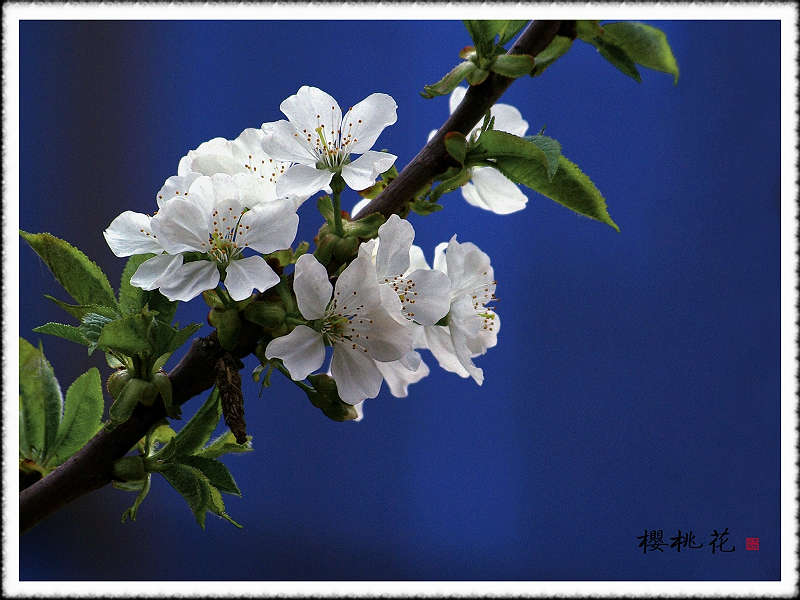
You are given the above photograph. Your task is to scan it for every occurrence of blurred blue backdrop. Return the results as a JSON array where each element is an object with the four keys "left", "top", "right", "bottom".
[{"left": 19, "top": 20, "right": 780, "bottom": 580}]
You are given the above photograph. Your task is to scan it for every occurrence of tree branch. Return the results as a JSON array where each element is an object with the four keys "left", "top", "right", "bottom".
[
  {"left": 19, "top": 19, "right": 562, "bottom": 534},
  {"left": 360, "top": 19, "right": 562, "bottom": 218}
]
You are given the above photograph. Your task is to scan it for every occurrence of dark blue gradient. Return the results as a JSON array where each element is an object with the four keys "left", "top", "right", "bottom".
[{"left": 19, "top": 21, "right": 780, "bottom": 580}]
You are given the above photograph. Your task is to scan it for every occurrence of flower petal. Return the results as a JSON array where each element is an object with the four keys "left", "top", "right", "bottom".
[
  {"left": 293, "top": 253, "right": 332, "bottom": 320},
  {"left": 261, "top": 119, "right": 318, "bottom": 165},
  {"left": 265, "top": 325, "right": 325, "bottom": 381},
  {"left": 334, "top": 254, "right": 381, "bottom": 311},
  {"left": 330, "top": 344, "right": 383, "bottom": 404},
  {"left": 237, "top": 197, "right": 299, "bottom": 254},
  {"left": 375, "top": 353, "right": 430, "bottom": 398},
  {"left": 342, "top": 93, "right": 398, "bottom": 154},
  {"left": 407, "top": 244, "right": 431, "bottom": 272},
  {"left": 341, "top": 151, "right": 397, "bottom": 191},
  {"left": 442, "top": 236, "right": 494, "bottom": 299},
  {"left": 462, "top": 167, "right": 528, "bottom": 215},
  {"left": 402, "top": 268, "right": 451, "bottom": 325},
  {"left": 130, "top": 254, "right": 183, "bottom": 291},
  {"left": 150, "top": 196, "right": 210, "bottom": 254},
  {"left": 179, "top": 137, "right": 242, "bottom": 176},
  {"left": 103, "top": 211, "right": 163, "bottom": 257},
  {"left": 157, "top": 173, "right": 203, "bottom": 208},
  {"left": 421, "top": 325, "right": 469, "bottom": 378},
  {"left": 375, "top": 214, "right": 413, "bottom": 278},
  {"left": 449, "top": 86, "right": 468, "bottom": 114},
  {"left": 351, "top": 197, "right": 371, "bottom": 218},
  {"left": 354, "top": 305, "right": 412, "bottom": 362},
  {"left": 490, "top": 103, "right": 529, "bottom": 137},
  {"left": 280, "top": 86, "right": 342, "bottom": 143},
  {"left": 224, "top": 256, "right": 280, "bottom": 301},
  {"left": 275, "top": 163, "right": 333, "bottom": 202},
  {"left": 157, "top": 260, "right": 220, "bottom": 302}
]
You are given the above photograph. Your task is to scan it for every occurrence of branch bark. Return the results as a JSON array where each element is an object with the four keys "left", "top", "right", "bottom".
[{"left": 19, "top": 19, "right": 562, "bottom": 534}]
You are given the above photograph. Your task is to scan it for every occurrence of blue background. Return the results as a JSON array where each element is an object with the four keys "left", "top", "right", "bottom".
[{"left": 19, "top": 20, "right": 780, "bottom": 580}]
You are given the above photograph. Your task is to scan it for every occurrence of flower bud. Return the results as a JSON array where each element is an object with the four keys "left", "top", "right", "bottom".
[
  {"left": 243, "top": 301, "right": 286, "bottom": 331},
  {"left": 112, "top": 456, "right": 146, "bottom": 482},
  {"left": 106, "top": 369, "right": 131, "bottom": 400},
  {"left": 208, "top": 307, "right": 242, "bottom": 351}
]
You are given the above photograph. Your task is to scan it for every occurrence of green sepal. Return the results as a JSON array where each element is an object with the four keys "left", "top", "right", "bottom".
[
  {"left": 105, "top": 352, "right": 126, "bottom": 369},
  {"left": 444, "top": 131, "right": 468, "bottom": 165},
  {"left": 602, "top": 22, "right": 679, "bottom": 84},
  {"left": 113, "top": 478, "right": 147, "bottom": 493},
  {"left": 493, "top": 20, "right": 528, "bottom": 45},
  {"left": 243, "top": 300, "right": 286, "bottom": 331},
  {"left": 44, "top": 367, "right": 104, "bottom": 467},
  {"left": 174, "top": 455, "right": 241, "bottom": 496},
  {"left": 20, "top": 230, "right": 117, "bottom": 308},
  {"left": 32, "top": 323, "right": 89, "bottom": 347},
  {"left": 202, "top": 289, "right": 225, "bottom": 309},
  {"left": 493, "top": 153, "right": 619, "bottom": 231},
  {"left": 421, "top": 61, "right": 476, "bottom": 99},
  {"left": 292, "top": 242, "right": 310, "bottom": 263},
  {"left": 358, "top": 165, "right": 399, "bottom": 200},
  {"left": 208, "top": 307, "right": 242, "bottom": 351},
  {"left": 490, "top": 53, "right": 535, "bottom": 78},
  {"left": 532, "top": 35, "right": 574, "bottom": 76},
  {"left": 19, "top": 338, "right": 63, "bottom": 463},
  {"left": 120, "top": 474, "right": 151, "bottom": 523},
  {"left": 305, "top": 373, "right": 360, "bottom": 422},
  {"left": 463, "top": 20, "right": 497, "bottom": 58},
  {"left": 196, "top": 431, "right": 253, "bottom": 460}
]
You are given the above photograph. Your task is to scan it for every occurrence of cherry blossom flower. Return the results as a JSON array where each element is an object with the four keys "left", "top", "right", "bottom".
[
  {"left": 418, "top": 235, "right": 500, "bottom": 385},
  {"left": 261, "top": 86, "right": 398, "bottom": 195},
  {"left": 430, "top": 86, "right": 530, "bottom": 214},
  {"left": 104, "top": 174, "right": 298, "bottom": 302},
  {"left": 264, "top": 253, "right": 412, "bottom": 404}
]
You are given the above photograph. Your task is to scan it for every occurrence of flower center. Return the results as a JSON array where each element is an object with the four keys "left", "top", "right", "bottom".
[
  {"left": 383, "top": 275, "right": 419, "bottom": 320},
  {"left": 205, "top": 206, "right": 249, "bottom": 267},
  {"left": 293, "top": 106, "right": 368, "bottom": 172},
  {"left": 469, "top": 272, "right": 498, "bottom": 333},
  {"left": 317, "top": 291, "right": 371, "bottom": 353}
]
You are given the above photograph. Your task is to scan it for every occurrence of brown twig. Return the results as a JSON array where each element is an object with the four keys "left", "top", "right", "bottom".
[{"left": 19, "top": 20, "right": 563, "bottom": 534}]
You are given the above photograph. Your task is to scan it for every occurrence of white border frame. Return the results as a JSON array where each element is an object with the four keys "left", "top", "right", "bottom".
[{"left": 3, "top": 3, "right": 797, "bottom": 597}]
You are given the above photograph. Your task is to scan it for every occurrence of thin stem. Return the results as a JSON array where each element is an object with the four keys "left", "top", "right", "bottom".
[{"left": 331, "top": 173, "right": 346, "bottom": 237}]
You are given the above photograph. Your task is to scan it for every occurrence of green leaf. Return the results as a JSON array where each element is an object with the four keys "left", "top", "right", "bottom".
[
  {"left": 197, "top": 431, "right": 253, "bottom": 460},
  {"left": 20, "top": 231, "right": 117, "bottom": 308},
  {"left": 470, "top": 129, "right": 555, "bottom": 177},
  {"left": 358, "top": 165, "right": 399, "bottom": 199},
  {"left": 493, "top": 153, "right": 619, "bottom": 231},
  {"left": 444, "top": 132, "right": 468, "bottom": 165},
  {"left": 121, "top": 474, "right": 151, "bottom": 523},
  {"left": 166, "top": 323, "right": 202, "bottom": 356},
  {"left": 165, "top": 387, "right": 222, "bottom": 457},
  {"left": 118, "top": 254, "right": 153, "bottom": 315},
  {"left": 593, "top": 35, "right": 641, "bottom": 82},
  {"left": 494, "top": 20, "right": 528, "bottom": 45},
  {"left": 19, "top": 338, "right": 62, "bottom": 462},
  {"left": 32, "top": 323, "right": 89, "bottom": 347},
  {"left": 430, "top": 167, "right": 471, "bottom": 203},
  {"left": 175, "top": 455, "right": 241, "bottom": 496},
  {"left": 108, "top": 378, "right": 154, "bottom": 428},
  {"left": 421, "top": 61, "right": 476, "bottom": 99},
  {"left": 207, "top": 485, "right": 243, "bottom": 528},
  {"left": 465, "top": 66, "right": 489, "bottom": 85},
  {"left": 45, "top": 367, "right": 104, "bottom": 467},
  {"left": 463, "top": 20, "right": 496, "bottom": 57},
  {"left": 343, "top": 213, "right": 385, "bottom": 239},
  {"left": 532, "top": 35, "right": 574, "bottom": 76},
  {"left": 159, "top": 463, "right": 209, "bottom": 529},
  {"left": 79, "top": 312, "right": 114, "bottom": 355},
  {"left": 44, "top": 295, "right": 119, "bottom": 322},
  {"left": 152, "top": 371, "right": 178, "bottom": 419},
  {"left": 207, "top": 307, "right": 241, "bottom": 352},
  {"left": 575, "top": 20, "right": 603, "bottom": 41},
  {"left": 490, "top": 53, "right": 535, "bottom": 78},
  {"left": 602, "top": 22, "right": 679, "bottom": 83},
  {"left": 408, "top": 197, "right": 444, "bottom": 216},
  {"left": 147, "top": 291, "right": 178, "bottom": 325},
  {"left": 525, "top": 134, "right": 562, "bottom": 180},
  {"left": 96, "top": 313, "right": 154, "bottom": 356}
]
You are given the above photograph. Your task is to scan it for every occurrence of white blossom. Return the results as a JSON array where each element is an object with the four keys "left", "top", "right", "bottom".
[
  {"left": 418, "top": 235, "right": 500, "bottom": 385},
  {"left": 104, "top": 174, "right": 298, "bottom": 302},
  {"left": 264, "top": 253, "right": 412, "bottom": 404},
  {"left": 429, "top": 86, "right": 530, "bottom": 215},
  {"left": 261, "top": 86, "right": 398, "bottom": 195}
]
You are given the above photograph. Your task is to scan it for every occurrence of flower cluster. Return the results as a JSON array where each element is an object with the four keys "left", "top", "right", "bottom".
[{"left": 104, "top": 85, "right": 504, "bottom": 413}]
